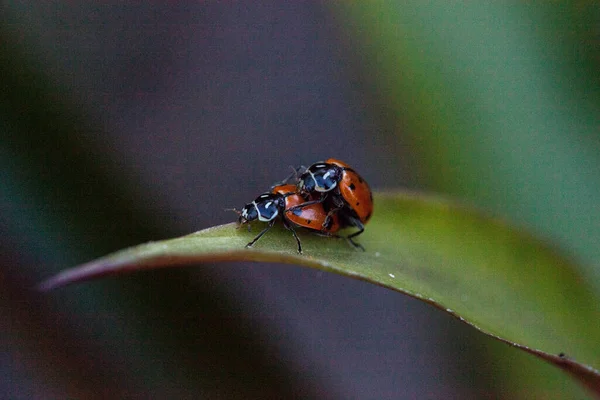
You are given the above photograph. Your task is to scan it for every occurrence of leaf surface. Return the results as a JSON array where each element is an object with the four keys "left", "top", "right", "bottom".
[{"left": 40, "top": 192, "right": 600, "bottom": 396}]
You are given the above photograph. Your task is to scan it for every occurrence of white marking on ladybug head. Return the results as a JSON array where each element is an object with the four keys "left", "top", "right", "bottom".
[{"left": 242, "top": 201, "right": 260, "bottom": 222}]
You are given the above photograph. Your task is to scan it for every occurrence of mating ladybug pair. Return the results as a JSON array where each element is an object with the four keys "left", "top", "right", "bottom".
[{"left": 234, "top": 158, "right": 373, "bottom": 253}]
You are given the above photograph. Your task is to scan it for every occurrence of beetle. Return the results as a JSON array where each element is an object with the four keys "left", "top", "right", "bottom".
[{"left": 235, "top": 184, "right": 340, "bottom": 253}]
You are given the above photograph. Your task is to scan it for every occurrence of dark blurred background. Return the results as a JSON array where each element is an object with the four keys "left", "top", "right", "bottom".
[{"left": 3, "top": 2, "right": 597, "bottom": 399}]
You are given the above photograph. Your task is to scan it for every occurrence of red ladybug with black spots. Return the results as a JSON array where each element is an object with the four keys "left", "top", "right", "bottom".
[
  {"left": 291, "top": 158, "right": 373, "bottom": 249},
  {"left": 235, "top": 184, "right": 340, "bottom": 254}
]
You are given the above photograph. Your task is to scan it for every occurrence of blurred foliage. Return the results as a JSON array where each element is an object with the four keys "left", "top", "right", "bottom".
[
  {"left": 334, "top": 1, "right": 600, "bottom": 398},
  {"left": 0, "top": 17, "right": 324, "bottom": 400}
]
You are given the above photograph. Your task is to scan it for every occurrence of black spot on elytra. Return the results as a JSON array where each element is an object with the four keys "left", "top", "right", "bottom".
[
  {"left": 358, "top": 177, "right": 364, "bottom": 183},
  {"left": 306, "top": 219, "right": 313, "bottom": 224},
  {"left": 356, "top": 202, "right": 360, "bottom": 206},
  {"left": 349, "top": 183, "right": 356, "bottom": 190}
]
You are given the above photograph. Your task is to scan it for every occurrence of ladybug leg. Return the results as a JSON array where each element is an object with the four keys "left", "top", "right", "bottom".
[
  {"left": 311, "top": 229, "right": 363, "bottom": 251},
  {"left": 322, "top": 206, "right": 342, "bottom": 229},
  {"left": 285, "top": 193, "right": 326, "bottom": 213},
  {"left": 238, "top": 219, "right": 252, "bottom": 232},
  {"left": 343, "top": 216, "right": 366, "bottom": 251},
  {"left": 286, "top": 199, "right": 320, "bottom": 212},
  {"left": 346, "top": 232, "right": 365, "bottom": 252},
  {"left": 311, "top": 231, "right": 341, "bottom": 240},
  {"left": 282, "top": 218, "right": 302, "bottom": 254},
  {"left": 321, "top": 193, "right": 345, "bottom": 228},
  {"left": 246, "top": 219, "right": 275, "bottom": 248}
]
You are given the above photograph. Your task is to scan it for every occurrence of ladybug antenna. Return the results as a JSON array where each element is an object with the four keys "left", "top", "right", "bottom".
[
  {"left": 270, "top": 165, "right": 305, "bottom": 188},
  {"left": 295, "top": 164, "right": 307, "bottom": 174},
  {"left": 225, "top": 208, "right": 248, "bottom": 229},
  {"left": 224, "top": 207, "right": 242, "bottom": 215}
]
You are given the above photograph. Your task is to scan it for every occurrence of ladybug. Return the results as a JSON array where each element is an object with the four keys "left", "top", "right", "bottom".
[
  {"left": 235, "top": 184, "right": 339, "bottom": 253},
  {"left": 292, "top": 158, "right": 373, "bottom": 248}
]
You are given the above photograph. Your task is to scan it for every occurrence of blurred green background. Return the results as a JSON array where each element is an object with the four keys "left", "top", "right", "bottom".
[{"left": 2, "top": 2, "right": 599, "bottom": 399}]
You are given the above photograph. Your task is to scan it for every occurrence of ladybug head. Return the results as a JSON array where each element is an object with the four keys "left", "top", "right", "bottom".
[
  {"left": 238, "top": 203, "right": 258, "bottom": 225},
  {"left": 238, "top": 193, "right": 282, "bottom": 226},
  {"left": 297, "top": 171, "right": 315, "bottom": 195}
]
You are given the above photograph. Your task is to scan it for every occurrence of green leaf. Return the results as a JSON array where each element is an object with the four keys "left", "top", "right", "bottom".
[
  {"left": 40, "top": 192, "right": 600, "bottom": 396},
  {"left": 329, "top": 2, "right": 600, "bottom": 397}
]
